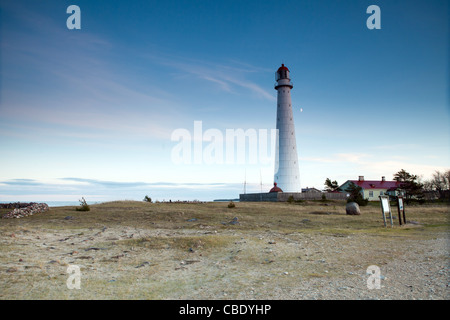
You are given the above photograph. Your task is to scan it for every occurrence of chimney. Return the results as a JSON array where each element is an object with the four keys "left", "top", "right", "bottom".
[
  {"left": 382, "top": 176, "right": 386, "bottom": 182},
  {"left": 358, "top": 176, "right": 364, "bottom": 181}
]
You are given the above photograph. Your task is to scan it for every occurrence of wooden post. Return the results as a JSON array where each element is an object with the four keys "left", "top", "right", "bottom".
[
  {"left": 403, "top": 205, "right": 406, "bottom": 224},
  {"left": 397, "top": 196, "right": 406, "bottom": 225}
]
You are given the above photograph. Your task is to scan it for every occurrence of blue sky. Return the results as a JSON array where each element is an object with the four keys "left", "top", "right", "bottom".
[{"left": 0, "top": 0, "right": 448, "bottom": 202}]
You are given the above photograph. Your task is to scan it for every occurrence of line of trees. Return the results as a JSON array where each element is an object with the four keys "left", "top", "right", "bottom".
[{"left": 393, "top": 169, "right": 450, "bottom": 202}]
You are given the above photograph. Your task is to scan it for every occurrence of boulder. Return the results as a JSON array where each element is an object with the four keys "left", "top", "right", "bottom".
[{"left": 346, "top": 202, "right": 361, "bottom": 215}]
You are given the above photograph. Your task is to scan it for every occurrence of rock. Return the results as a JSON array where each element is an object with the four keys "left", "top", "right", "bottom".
[
  {"left": 135, "top": 261, "right": 150, "bottom": 268},
  {"left": 346, "top": 202, "right": 361, "bottom": 215},
  {"left": 221, "top": 217, "right": 240, "bottom": 225},
  {"left": 84, "top": 247, "right": 101, "bottom": 251}
]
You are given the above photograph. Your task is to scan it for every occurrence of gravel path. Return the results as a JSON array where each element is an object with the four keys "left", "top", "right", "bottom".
[
  {"left": 171, "top": 231, "right": 449, "bottom": 300},
  {"left": 286, "top": 237, "right": 449, "bottom": 300}
]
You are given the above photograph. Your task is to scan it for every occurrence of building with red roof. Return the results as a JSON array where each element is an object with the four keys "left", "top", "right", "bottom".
[
  {"left": 269, "top": 182, "right": 283, "bottom": 193},
  {"left": 339, "top": 176, "right": 405, "bottom": 201}
]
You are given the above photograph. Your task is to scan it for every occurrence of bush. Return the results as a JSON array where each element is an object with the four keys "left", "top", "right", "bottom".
[
  {"left": 347, "top": 194, "right": 369, "bottom": 206},
  {"left": 143, "top": 195, "right": 152, "bottom": 203},
  {"left": 345, "top": 182, "right": 369, "bottom": 206},
  {"left": 76, "top": 197, "right": 90, "bottom": 211},
  {"left": 228, "top": 201, "right": 236, "bottom": 208},
  {"left": 287, "top": 195, "right": 294, "bottom": 203}
]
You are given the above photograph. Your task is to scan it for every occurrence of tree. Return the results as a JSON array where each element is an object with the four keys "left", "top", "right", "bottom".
[
  {"left": 344, "top": 182, "right": 368, "bottom": 206},
  {"left": 424, "top": 169, "right": 450, "bottom": 199},
  {"left": 393, "top": 169, "right": 415, "bottom": 182},
  {"left": 393, "top": 169, "right": 424, "bottom": 203},
  {"left": 324, "top": 178, "right": 341, "bottom": 192}
]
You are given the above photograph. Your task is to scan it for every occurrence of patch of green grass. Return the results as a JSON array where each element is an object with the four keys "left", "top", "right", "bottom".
[
  {"left": 117, "top": 234, "right": 236, "bottom": 251},
  {"left": 307, "top": 273, "right": 326, "bottom": 278}
]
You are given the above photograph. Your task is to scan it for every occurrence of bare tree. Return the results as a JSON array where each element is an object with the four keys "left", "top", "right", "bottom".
[{"left": 425, "top": 170, "right": 450, "bottom": 199}]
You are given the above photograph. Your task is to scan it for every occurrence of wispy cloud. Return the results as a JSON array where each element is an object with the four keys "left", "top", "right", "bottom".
[
  {"left": 301, "top": 152, "right": 449, "bottom": 182},
  {"left": 1, "top": 179, "right": 44, "bottom": 186},
  {"left": 61, "top": 177, "right": 230, "bottom": 189},
  {"left": 300, "top": 153, "right": 371, "bottom": 164},
  {"left": 0, "top": 2, "right": 181, "bottom": 141},
  {"left": 371, "top": 144, "right": 421, "bottom": 150},
  {"left": 0, "top": 177, "right": 242, "bottom": 201},
  {"left": 144, "top": 53, "right": 276, "bottom": 101}
]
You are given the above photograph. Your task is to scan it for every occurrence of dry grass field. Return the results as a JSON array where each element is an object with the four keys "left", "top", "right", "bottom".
[{"left": 0, "top": 200, "right": 448, "bottom": 300}]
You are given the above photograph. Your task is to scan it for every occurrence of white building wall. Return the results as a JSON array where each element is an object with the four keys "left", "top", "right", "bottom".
[{"left": 274, "top": 78, "right": 300, "bottom": 192}]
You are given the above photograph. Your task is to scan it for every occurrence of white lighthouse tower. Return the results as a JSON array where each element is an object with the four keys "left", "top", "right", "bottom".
[{"left": 274, "top": 64, "right": 301, "bottom": 192}]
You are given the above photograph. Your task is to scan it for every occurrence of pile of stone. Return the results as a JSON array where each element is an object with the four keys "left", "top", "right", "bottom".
[
  {"left": 2, "top": 203, "right": 49, "bottom": 219},
  {"left": 0, "top": 202, "right": 37, "bottom": 209}
]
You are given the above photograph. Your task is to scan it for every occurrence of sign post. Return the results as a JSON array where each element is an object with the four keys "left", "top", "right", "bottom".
[
  {"left": 397, "top": 196, "right": 406, "bottom": 225},
  {"left": 379, "top": 195, "right": 393, "bottom": 228}
]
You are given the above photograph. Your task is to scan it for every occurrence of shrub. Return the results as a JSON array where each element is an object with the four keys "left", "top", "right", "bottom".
[
  {"left": 345, "top": 182, "right": 369, "bottom": 206},
  {"left": 346, "top": 193, "right": 369, "bottom": 206},
  {"left": 287, "top": 195, "right": 294, "bottom": 203},
  {"left": 227, "top": 201, "right": 236, "bottom": 208},
  {"left": 143, "top": 195, "right": 152, "bottom": 203},
  {"left": 76, "top": 197, "right": 90, "bottom": 211}
]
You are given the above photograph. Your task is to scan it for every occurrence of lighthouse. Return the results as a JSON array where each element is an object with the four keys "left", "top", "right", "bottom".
[{"left": 274, "top": 64, "right": 301, "bottom": 192}]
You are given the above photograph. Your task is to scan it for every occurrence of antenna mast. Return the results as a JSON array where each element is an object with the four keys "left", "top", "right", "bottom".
[
  {"left": 260, "top": 169, "right": 263, "bottom": 193},
  {"left": 244, "top": 169, "right": 247, "bottom": 194}
]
